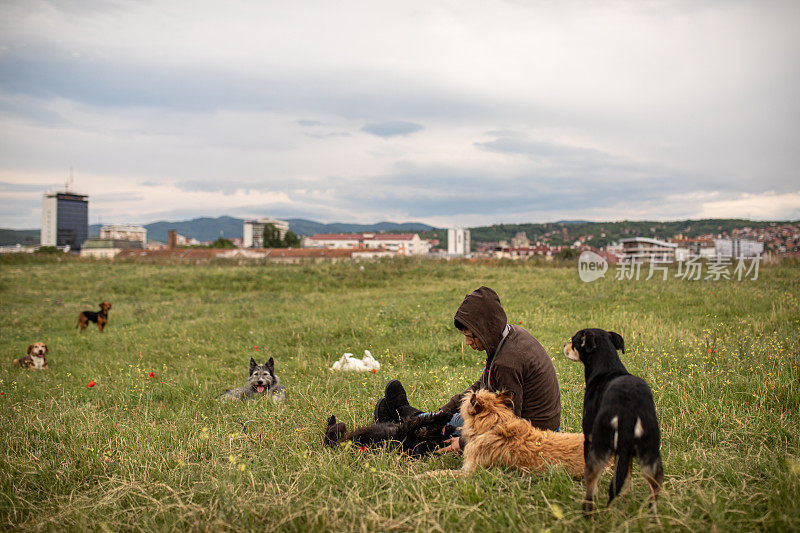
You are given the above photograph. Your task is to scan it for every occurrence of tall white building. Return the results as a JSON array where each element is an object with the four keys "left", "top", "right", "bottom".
[
  {"left": 100, "top": 224, "right": 147, "bottom": 245},
  {"left": 41, "top": 191, "right": 89, "bottom": 250},
  {"left": 447, "top": 228, "right": 471, "bottom": 257},
  {"left": 243, "top": 217, "right": 290, "bottom": 248}
]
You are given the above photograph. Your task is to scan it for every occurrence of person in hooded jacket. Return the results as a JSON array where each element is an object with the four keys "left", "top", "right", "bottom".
[{"left": 374, "top": 286, "right": 562, "bottom": 453}]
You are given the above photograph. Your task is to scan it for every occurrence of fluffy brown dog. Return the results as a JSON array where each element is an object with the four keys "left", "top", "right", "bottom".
[
  {"left": 77, "top": 302, "right": 112, "bottom": 333},
  {"left": 460, "top": 390, "right": 585, "bottom": 477},
  {"left": 13, "top": 342, "right": 49, "bottom": 370}
]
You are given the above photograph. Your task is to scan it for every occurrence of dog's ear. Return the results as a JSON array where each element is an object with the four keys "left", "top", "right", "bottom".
[
  {"left": 608, "top": 331, "right": 625, "bottom": 353},
  {"left": 469, "top": 393, "right": 483, "bottom": 414},
  {"left": 250, "top": 357, "right": 257, "bottom": 374},
  {"left": 581, "top": 330, "right": 597, "bottom": 353},
  {"left": 44, "top": 344, "right": 49, "bottom": 354},
  {"left": 496, "top": 390, "right": 515, "bottom": 410},
  {"left": 99, "top": 302, "right": 104, "bottom": 308},
  {"left": 324, "top": 416, "right": 339, "bottom": 446},
  {"left": 266, "top": 357, "right": 274, "bottom": 372},
  {"left": 27, "top": 344, "right": 34, "bottom": 355}
]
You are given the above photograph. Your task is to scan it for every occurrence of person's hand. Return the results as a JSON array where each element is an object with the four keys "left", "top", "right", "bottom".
[{"left": 436, "top": 437, "right": 461, "bottom": 454}]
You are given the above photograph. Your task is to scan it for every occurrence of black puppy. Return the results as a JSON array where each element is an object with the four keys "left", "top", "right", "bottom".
[
  {"left": 564, "top": 328, "right": 663, "bottom": 513},
  {"left": 324, "top": 411, "right": 455, "bottom": 457}
]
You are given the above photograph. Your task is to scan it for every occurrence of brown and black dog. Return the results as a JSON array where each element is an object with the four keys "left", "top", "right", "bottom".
[
  {"left": 77, "top": 302, "right": 112, "bottom": 333},
  {"left": 564, "top": 328, "right": 663, "bottom": 514},
  {"left": 13, "top": 342, "right": 50, "bottom": 370}
]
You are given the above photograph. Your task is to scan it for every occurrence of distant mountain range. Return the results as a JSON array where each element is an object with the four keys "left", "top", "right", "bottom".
[
  {"left": 1, "top": 217, "right": 435, "bottom": 246},
  {"left": 286, "top": 219, "right": 434, "bottom": 238},
  {"left": 0, "top": 217, "right": 436, "bottom": 246},
  {"left": 0, "top": 228, "right": 39, "bottom": 246},
  {"left": 114, "top": 217, "right": 435, "bottom": 243}
]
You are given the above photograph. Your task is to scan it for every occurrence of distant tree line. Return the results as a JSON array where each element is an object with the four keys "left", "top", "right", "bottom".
[
  {"left": 260, "top": 224, "right": 301, "bottom": 248},
  {"left": 466, "top": 219, "right": 785, "bottom": 248}
]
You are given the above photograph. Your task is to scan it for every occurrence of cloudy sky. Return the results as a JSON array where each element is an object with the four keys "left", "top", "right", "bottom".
[{"left": 1, "top": 0, "right": 798, "bottom": 229}]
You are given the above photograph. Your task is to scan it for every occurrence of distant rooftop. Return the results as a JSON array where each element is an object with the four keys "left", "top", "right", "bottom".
[{"left": 619, "top": 237, "right": 677, "bottom": 248}]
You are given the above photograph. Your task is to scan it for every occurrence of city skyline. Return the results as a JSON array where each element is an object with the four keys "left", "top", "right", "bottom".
[{"left": 1, "top": 1, "right": 799, "bottom": 229}]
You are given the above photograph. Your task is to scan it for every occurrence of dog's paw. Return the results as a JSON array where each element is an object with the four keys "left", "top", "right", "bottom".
[
  {"left": 582, "top": 500, "right": 596, "bottom": 517},
  {"left": 432, "top": 410, "right": 452, "bottom": 424}
]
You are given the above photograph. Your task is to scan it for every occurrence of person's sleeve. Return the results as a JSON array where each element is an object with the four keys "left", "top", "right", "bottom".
[
  {"left": 439, "top": 377, "right": 482, "bottom": 413},
  {"left": 490, "top": 364, "right": 524, "bottom": 417}
]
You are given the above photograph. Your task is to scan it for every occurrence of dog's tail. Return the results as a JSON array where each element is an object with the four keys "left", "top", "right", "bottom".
[{"left": 608, "top": 413, "right": 635, "bottom": 504}]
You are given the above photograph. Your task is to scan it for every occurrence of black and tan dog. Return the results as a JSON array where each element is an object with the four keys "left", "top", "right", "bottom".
[
  {"left": 324, "top": 411, "right": 455, "bottom": 457},
  {"left": 77, "top": 302, "right": 112, "bottom": 333},
  {"left": 564, "top": 328, "right": 663, "bottom": 513},
  {"left": 13, "top": 342, "right": 50, "bottom": 370}
]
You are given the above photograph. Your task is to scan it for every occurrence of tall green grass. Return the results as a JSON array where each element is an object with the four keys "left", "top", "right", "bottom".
[{"left": 1, "top": 257, "right": 798, "bottom": 531}]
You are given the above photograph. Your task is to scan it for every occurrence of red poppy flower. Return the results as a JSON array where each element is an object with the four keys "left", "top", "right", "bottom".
[
  {"left": 707, "top": 349, "right": 713, "bottom": 353},
  {"left": 370, "top": 369, "right": 376, "bottom": 374},
  {"left": 359, "top": 446, "right": 367, "bottom": 452},
  {"left": 88, "top": 380, "right": 96, "bottom": 388},
  {"left": 254, "top": 346, "right": 258, "bottom": 351},
  {"left": 1, "top": 391, "right": 4, "bottom": 395},
  {"left": 149, "top": 372, "right": 155, "bottom": 378},
  {"left": 519, "top": 321, "right": 522, "bottom": 324}
]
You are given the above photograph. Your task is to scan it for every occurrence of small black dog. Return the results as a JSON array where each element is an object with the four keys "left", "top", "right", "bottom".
[
  {"left": 324, "top": 411, "right": 455, "bottom": 457},
  {"left": 564, "top": 328, "right": 663, "bottom": 513}
]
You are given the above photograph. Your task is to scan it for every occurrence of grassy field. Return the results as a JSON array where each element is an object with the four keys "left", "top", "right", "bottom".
[{"left": 1, "top": 257, "right": 798, "bottom": 531}]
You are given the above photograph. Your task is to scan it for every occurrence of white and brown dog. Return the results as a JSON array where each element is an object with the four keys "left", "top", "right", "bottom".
[{"left": 13, "top": 343, "right": 50, "bottom": 370}]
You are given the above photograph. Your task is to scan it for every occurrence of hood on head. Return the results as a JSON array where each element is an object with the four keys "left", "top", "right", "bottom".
[{"left": 454, "top": 286, "right": 508, "bottom": 354}]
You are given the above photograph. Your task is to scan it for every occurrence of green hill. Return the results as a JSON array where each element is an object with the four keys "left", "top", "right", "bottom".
[
  {"left": 0, "top": 229, "right": 39, "bottom": 246},
  {"left": 468, "top": 219, "right": 793, "bottom": 248}
]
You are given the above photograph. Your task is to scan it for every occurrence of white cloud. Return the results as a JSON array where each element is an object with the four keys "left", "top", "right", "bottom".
[{"left": 698, "top": 190, "right": 800, "bottom": 220}]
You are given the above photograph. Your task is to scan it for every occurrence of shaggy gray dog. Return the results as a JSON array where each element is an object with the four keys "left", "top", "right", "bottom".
[{"left": 220, "top": 357, "right": 285, "bottom": 402}]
